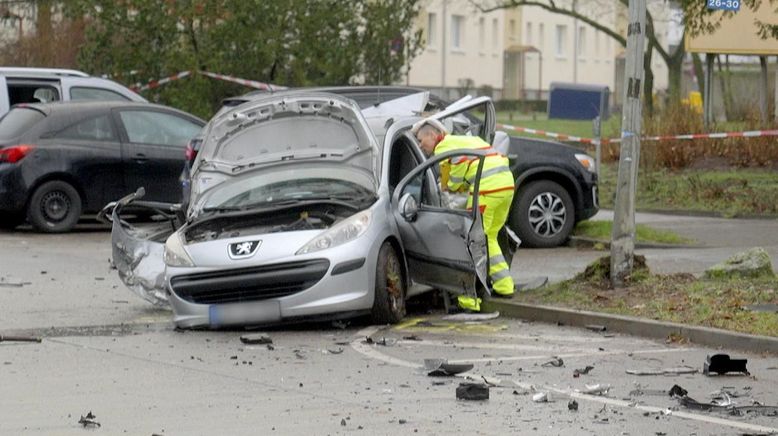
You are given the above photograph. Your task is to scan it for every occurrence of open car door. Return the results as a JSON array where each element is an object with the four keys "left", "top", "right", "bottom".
[
  {"left": 391, "top": 149, "right": 491, "bottom": 299},
  {"left": 97, "top": 188, "right": 181, "bottom": 306}
]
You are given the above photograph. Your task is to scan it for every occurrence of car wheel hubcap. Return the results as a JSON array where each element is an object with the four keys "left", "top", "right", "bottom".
[
  {"left": 385, "top": 255, "right": 403, "bottom": 314},
  {"left": 528, "top": 192, "right": 566, "bottom": 238},
  {"left": 41, "top": 191, "right": 70, "bottom": 222}
]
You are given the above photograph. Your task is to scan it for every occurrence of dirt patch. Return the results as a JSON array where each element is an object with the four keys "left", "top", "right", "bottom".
[
  {"left": 688, "top": 156, "right": 736, "bottom": 171},
  {"left": 575, "top": 255, "right": 648, "bottom": 286}
]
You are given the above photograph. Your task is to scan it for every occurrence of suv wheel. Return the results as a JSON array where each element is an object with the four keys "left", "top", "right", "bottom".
[
  {"left": 27, "top": 181, "right": 82, "bottom": 233},
  {"left": 510, "top": 180, "right": 574, "bottom": 248}
]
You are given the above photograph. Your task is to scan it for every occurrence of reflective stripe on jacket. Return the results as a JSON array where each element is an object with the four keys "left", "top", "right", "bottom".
[{"left": 433, "top": 134, "right": 514, "bottom": 195}]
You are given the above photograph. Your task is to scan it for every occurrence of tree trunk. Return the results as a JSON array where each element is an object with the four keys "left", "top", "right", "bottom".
[
  {"left": 35, "top": 0, "right": 53, "bottom": 65},
  {"left": 717, "top": 55, "right": 735, "bottom": 121}
]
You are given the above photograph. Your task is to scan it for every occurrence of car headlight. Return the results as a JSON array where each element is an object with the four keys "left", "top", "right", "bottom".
[
  {"left": 164, "top": 232, "right": 195, "bottom": 267},
  {"left": 297, "top": 209, "right": 372, "bottom": 255},
  {"left": 575, "top": 153, "right": 596, "bottom": 173}
]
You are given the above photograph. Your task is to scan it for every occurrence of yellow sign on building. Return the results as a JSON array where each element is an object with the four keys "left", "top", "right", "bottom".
[{"left": 686, "top": 2, "right": 778, "bottom": 55}]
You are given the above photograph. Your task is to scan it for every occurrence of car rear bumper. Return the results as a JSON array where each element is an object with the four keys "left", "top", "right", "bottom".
[{"left": 0, "top": 164, "right": 27, "bottom": 213}]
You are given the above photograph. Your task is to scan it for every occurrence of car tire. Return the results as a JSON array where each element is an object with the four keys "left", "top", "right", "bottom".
[
  {"left": 371, "top": 242, "right": 406, "bottom": 324},
  {"left": 510, "top": 180, "right": 575, "bottom": 248},
  {"left": 0, "top": 212, "right": 25, "bottom": 230},
  {"left": 27, "top": 181, "right": 82, "bottom": 233}
]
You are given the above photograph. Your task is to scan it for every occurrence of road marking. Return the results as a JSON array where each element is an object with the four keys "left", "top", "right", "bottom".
[{"left": 351, "top": 326, "right": 778, "bottom": 434}]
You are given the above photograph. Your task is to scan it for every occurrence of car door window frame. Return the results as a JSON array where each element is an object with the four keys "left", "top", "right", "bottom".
[
  {"left": 70, "top": 86, "right": 130, "bottom": 102},
  {"left": 52, "top": 114, "right": 120, "bottom": 142},
  {"left": 113, "top": 108, "right": 203, "bottom": 147}
]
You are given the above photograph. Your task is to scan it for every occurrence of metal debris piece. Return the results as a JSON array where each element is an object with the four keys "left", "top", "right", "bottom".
[
  {"left": 541, "top": 357, "right": 564, "bottom": 367},
  {"left": 442, "top": 312, "right": 500, "bottom": 322},
  {"left": 668, "top": 384, "right": 688, "bottom": 398},
  {"left": 532, "top": 392, "right": 548, "bottom": 403},
  {"left": 426, "top": 359, "right": 474, "bottom": 377},
  {"left": 711, "top": 392, "right": 734, "bottom": 407},
  {"left": 402, "top": 335, "right": 422, "bottom": 341},
  {"left": 626, "top": 366, "right": 698, "bottom": 376},
  {"left": 78, "top": 411, "right": 100, "bottom": 428},
  {"left": 568, "top": 400, "right": 579, "bottom": 411},
  {"left": 574, "top": 366, "right": 595, "bottom": 377},
  {"left": 456, "top": 383, "right": 489, "bottom": 401},
  {"left": 239, "top": 334, "right": 272, "bottom": 345},
  {"left": 585, "top": 324, "right": 607, "bottom": 332},
  {"left": 578, "top": 384, "right": 611, "bottom": 396},
  {"left": 0, "top": 335, "right": 42, "bottom": 343},
  {"left": 704, "top": 354, "right": 749, "bottom": 376}
]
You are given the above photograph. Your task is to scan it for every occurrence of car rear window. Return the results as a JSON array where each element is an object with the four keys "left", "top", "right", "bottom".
[{"left": 0, "top": 108, "right": 46, "bottom": 140}]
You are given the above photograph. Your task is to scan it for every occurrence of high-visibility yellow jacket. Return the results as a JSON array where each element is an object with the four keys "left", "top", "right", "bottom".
[{"left": 433, "top": 134, "right": 514, "bottom": 196}]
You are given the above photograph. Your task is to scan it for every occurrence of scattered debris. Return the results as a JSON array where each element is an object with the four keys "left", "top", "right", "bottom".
[
  {"left": 711, "top": 392, "right": 734, "bottom": 407},
  {"left": 626, "top": 366, "right": 697, "bottom": 376},
  {"left": 340, "top": 418, "right": 347, "bottom": 426},
  {"left": 332, "top": 320, "right": 350, "bottom": 329},
  {"left": 442, "top": 312, "right": 500, "bottom": 322},
  {"left": 532, "top": 392, "right": 548, "bottom": 403},
  {"left": 363, "top": 336, "right": 395, "bottom": 346},
  {"left": 432, "top": 381, "right": 447, "bottom": 386},
  {"left": 585, "top": 325, "right": 607, "bottom": 332},
  {"left": 541, "top": 357, "right": 564, "bottom": 367},
  {"left": 668, "top": 384, "right": 688, "bottom": 398},
  {"left": 568, "top": 400, "right": 579, "bottom": 411},
  {"left": 0, "top": 277, "right": 25, "bottom": 287},
  {"left": 574, "top": 366, "right": 595, "bottom": 377},
  {"left": 239, "top": 334, "right": 272, "bottom": 345},
  {"left": 78, "top": 411, "right": 100, "bottom": 428},
  {"left": 398, "top": 419, "right": 407, "bottom": 424},
  {"left": 704, "top": 354, "right": 749, "bottom": 376},
  {"left": 402, "top": 335, "right": 422, "bottom": 341},
  {"left": 742, "top": 303, "right": 778, "bottom": 313},
  {"left": 0, "top": 335, "right": 42, "bottom": 343},
  {"left": 425, "top": 359, "right": 474, "bottom": 377},
  {"left": 456, "top": 383, "right": 489, "bottom": 401},
  {"left": 325, "top": 347, "right": 344, "bottom": 355},
  {"left": 266, "top": 344, "right": 275, "bottom": 351},
  {"left": 578, "top": 384, "right": 611, "bottom": 396}
]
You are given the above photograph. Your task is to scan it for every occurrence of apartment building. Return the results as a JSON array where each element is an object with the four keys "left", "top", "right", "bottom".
[{"left": 407, "top": 0, "right": 672, "bottom": 102}]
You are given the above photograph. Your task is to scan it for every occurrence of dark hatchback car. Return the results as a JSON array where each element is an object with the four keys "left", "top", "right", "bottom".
[
  {"left": 0, "top": 101, "right": 204, "bottom": 232},
  {"left": 210, "top": 86, "right": 599, "bottom": 248}
]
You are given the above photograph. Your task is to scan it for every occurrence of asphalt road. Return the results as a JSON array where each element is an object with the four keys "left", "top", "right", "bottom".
[{"left": 1, "top": 212, "right": 777, "bottom": 435}]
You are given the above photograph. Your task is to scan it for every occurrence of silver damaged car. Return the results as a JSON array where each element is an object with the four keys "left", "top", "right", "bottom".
[{"left": 104, "top": 92, "right": 507, "bottom": 328}]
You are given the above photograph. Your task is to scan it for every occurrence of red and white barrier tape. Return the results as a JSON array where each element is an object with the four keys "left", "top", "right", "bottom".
[
  {"left": 130, "top": 71, "right": 191, "bottom": 92},
  {"left": 198, "top": 71, "right": 286, "bottom": 91},
  {"left": 497, "top": 123, "right": 778, "bottom": 145}
]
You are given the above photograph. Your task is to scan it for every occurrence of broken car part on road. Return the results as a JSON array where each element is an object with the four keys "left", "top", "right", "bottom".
[
  {"left": 456, "top": 383, "right": 489, "bottom": 401},
  {"left": 704, "top": 354, "right": 750, "bottom": 376}
]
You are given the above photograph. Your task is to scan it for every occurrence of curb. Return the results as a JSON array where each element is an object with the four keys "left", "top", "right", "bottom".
[
  {"left": 567, "top": 236, "right": 700, "bottom": 250},
  {"left": 482, "top": 300, "right": 778, "bottom": 354}
]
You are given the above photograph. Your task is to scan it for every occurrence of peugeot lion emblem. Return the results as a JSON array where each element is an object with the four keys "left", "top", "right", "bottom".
[{"left": 229, "top": 240, "right": 262, "bottom": 259}]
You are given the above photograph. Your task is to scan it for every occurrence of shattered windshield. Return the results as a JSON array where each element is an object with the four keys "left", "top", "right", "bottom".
[{"left": 201, "top": 174, "right": 375, "bottom": 213}]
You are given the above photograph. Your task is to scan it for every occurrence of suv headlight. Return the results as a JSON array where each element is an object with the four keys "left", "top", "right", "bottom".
[
  {"left": 164, "top": 232, "right": 195, "bottom": 267},
  {"left": 297, "top": 210, "right": 372, "bottom": 255},
  {"left": 575, "top": 153, "right": 596, "bottom": 173}
]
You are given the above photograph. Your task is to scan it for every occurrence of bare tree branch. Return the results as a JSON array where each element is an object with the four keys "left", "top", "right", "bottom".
[{"left": 471, "top": 0, "right": 626, "bottom": 46}]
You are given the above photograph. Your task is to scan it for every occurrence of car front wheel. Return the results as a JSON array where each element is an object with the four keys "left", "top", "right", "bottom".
[
  {"left": 27, "top": 181, "right": 82, "bottom": 233},
  {"left": 510, "top": 180, "right": 575, "bottom": 248},
  {"left": 371, "top": 242, "right": 406, "bottom": 324}
]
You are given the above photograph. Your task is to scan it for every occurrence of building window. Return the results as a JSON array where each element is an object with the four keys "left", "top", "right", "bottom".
[
  {"left": 492, "top": 18, "right": 499, "bottom": 50},
  {"left": 555, "top": 24, "right": 567, "bottom": 57},
  {"left": 479, "top": 17, "right": 485, "bottom": 51},
  {"left": 538, "top": 23, "right": 544, "bottom": 48},
  {"left": 526, "top": 22, "right": 533, "bottom": 45},
  {"left": 451, "top": 15, "right": 464, "bottom": 50},
  {"left": 509, "top": 19, "right": 516, "bottom": 41},
  {"left": 427, "top": 12, "right": 437, "bottom": 46},
  {"left": 577, "top": 26, "right": 586, "bottom": 59}
]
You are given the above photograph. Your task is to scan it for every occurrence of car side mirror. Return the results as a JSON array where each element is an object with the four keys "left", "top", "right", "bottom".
[{"left": 398, "top": 193, "right": 419, "bottom": 222}]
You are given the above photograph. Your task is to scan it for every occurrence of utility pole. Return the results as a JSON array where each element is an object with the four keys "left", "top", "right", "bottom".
[{"left": 610, "top": 0, "right": 646, "bottom": 287}]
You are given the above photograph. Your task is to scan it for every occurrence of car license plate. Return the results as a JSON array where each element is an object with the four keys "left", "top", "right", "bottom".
[{"left": 209, "top": 300, "right": 281, "bottom": 327}]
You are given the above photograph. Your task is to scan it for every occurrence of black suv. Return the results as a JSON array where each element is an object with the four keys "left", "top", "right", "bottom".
[
  {"left": 0, "top": 101, "right": 204, "bottom": 232},
  {"left": 204, "top": 86, "right": 598, "bottom": 248}
]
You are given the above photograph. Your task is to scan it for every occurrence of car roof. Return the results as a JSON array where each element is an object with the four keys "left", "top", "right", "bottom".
[
  {"left": 16, "top": 101, "right": 205, "bottom": 124},
  {"left": 0, "top": 67, "right": 90, "bottom": 78}
]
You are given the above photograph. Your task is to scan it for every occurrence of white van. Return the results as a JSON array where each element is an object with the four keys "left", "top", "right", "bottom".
[{"left": 0, "top": 67, "right": 146, "bottom": 117}]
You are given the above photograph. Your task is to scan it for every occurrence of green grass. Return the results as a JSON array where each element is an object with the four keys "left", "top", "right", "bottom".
[
  {"left": 573, "top": 220, "right": 693, "bottom": 245},
  {"left": 598, "top": 163, "right": 778, "bottom": 217},
  {"left": 522, "top": 270, "right": 778, "bottom": 337},
  {"left": 496, "top": 112, "right": 621, "bottom": 139}
]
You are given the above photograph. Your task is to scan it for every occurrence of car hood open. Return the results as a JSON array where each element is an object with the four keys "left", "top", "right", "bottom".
[{"left": 195, "top": 93, "right": 379, "bottom": 183}]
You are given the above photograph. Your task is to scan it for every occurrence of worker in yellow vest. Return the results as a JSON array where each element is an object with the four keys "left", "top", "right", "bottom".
[{"left": 411, "top": 118, "right": 515, "bottom": 312}]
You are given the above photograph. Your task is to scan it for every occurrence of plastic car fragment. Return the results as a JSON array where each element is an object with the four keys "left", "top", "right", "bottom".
[{"left": 704, "top": 354, "right": 749, "bottom": 376}]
